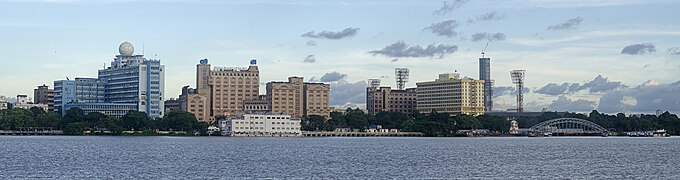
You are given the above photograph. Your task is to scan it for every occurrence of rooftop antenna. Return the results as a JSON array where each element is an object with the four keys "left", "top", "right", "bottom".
[{"left": 481, "top": 42, "right": 489, "bottom": 58}]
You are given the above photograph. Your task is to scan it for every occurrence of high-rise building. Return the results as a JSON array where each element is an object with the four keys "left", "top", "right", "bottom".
[
  {"left": 54, "top": 78, "right": 135, "bottom": 117},
  {"left": 266, "top": 77, "right": 330, "bottom": 119},
  {"left": 194, "top": 59, "right": 260, "bottom": 120},
  {"left": 416, "top": 72, "right": 484, "bottom": 116},
  {"left": 34, "top": 84, "right": 54, "bottom": 112},
  {"left": 366, "top": 87, "right": 417, "bottom": 116},
  {"left": 479, "top": 57, "right": 493, "bottom": 112},
  {"left": 98, "top": 42, "right": 165, "bottom": 118}
]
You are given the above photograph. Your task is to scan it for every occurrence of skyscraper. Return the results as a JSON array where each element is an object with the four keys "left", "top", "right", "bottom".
[
  {"left": 98, "top": 42, "right": 166, "bottom": 118},
  {"left": 416, "top": 72, "right": 484, "bottom": 116},
  {"left": 479, "top": 57, "right": 493, "bottom": 112}
]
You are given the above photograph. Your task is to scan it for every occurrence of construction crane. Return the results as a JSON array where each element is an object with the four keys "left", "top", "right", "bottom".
[{"left": 481, "top": 42, "right": 490, "bottom": 58}]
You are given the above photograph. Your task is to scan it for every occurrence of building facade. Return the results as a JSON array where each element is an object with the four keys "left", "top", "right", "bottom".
[
  {"left": 53, "top": 78, "right": 106, "bottom": 115},
  {"left": 220, "top": 114, "right": 302, "bottom": 137},
  {"left": 196, "top": 59, "right": 259, "bottom": 120},
  {"left": 13, "top": 95, "right": 49, "bottom": 112},
  {"left": 416, "top": 72, "right": 484, "bottom": 116},
  {"left": 0, "top": 95, "right": 7, "bottom": 110},
  {"left": 366, "top": 87, "right": 417, "bottom": 116},
  {"left": 179, "top": 86, "right": 210, "bottom": 122},
  {"left": 479, "top": 57, "right": 493, "bottom": 112},
  {"left": 266, "top": 77, "right": 330, "bottom": 119},
  {"left": 98, "top": 41, "right": 165, "bottom": 118},
  {"left": 34, "top": 84, "right": 54, "bottom": 112},
  {"left": 243, "top": 95, "right": 270, "bottom": 114},
  {"left": 164, "top": 98, "right": 180, "bottom": 113}
]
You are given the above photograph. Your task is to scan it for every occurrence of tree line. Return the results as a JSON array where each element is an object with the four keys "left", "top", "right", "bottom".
[
  {"left": 302, "top": 108, "right": 680, "bottom": 136},
  {"left": 0, "top": 107, "right": 208, "bottom": 135}
]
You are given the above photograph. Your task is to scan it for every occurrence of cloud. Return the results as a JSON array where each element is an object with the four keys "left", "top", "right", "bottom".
[
  {"left": 303, "top": 55, "right": 316, "bottom": 63},
  {"left": 621, "top": 43, "right": 656, "bottom": 55},
  {"left": 535, "top": 75, "right": 626, "bottom": 95},
  {"left": 390, "top": 58, "right": 398, "bottom": 62},
  {"left": 534, "top": 83, "right": 581, "bottom": 95},
  {"left": 368, "top": 41, "right": 458, "bottom": 58},
  {"left": 466, "top": 11, "right": 505, "bottom": 24},
  {"left": 423, "top": 20, "right": 460, "bottom": 38},
  {"left": 301, "top": 27, "right": 359, "bottom": 40},
  {"left": 330, "top": 80, "right": 368, "bottom": 107},
  {"left": 319, "top": 72, "right": 348, "bottom": 82},
  {"left": 667, "top": 47, "right": 680, "bottom": 55},
  {"left": 547, "top": 17, "right": 583, "bottom": 30},
  {"left": 432, "top": 0, "right": 469, "bottom": 15},
  {"left": 306, "top": 41, "right": 317, "bottom": 46},
  {"left": 597, "top": 80, "right": 680, "bottom": 113},
  {"left": 493, "top": 86, "right": 531, "bottom": 98},
  {"left": 547, "top": 96, "right": 597, "bottom": 112},
  {"left": 470, "top": 32, "right": 506, "bottom": 42}
]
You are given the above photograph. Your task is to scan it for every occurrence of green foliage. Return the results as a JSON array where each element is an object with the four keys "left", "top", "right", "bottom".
[
  {"left": 121, "top": 111, "right": 152, "bottom": 131},
  {"left": 35, "top": 112, "right": 62, "bottom": 128},
  {"left": 375, "top": 111, "right": 410, "bottom": 129},
  {"left": 302, "top": 115, "right": 333, "bottom": 131},
  {"left": 159, "top": 111, "right": 200, "bottom": 131},
  {"left": 0, "top": 108, "right": 36, "bottom": 130},
  {"left": 64, "top": 122, "right": 87, "bottom": 135}
]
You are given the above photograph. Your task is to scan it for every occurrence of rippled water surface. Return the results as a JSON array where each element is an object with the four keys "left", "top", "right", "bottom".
[{"left": 1, "top": 136, "right": 679, "bottom": 179}]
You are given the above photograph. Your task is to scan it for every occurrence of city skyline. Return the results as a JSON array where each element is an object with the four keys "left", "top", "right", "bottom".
[{"left": 1, "top": 0, "right": 679, "bottom": 114}]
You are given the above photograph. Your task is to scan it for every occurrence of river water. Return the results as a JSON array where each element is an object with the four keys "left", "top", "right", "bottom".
[{"left": 0, "top": 136, "right": 678, "bottom": 179}]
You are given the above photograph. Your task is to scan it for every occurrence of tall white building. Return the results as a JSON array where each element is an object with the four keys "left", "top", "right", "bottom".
[
  {"left": 220, "top": 114, "right": 302, "bottom": 137},
  {"left": 98, "top": 42, "right": 166, "bottom": 118},
  {"left": 0, "top": 95, "right": 9, "bottom": 110}
]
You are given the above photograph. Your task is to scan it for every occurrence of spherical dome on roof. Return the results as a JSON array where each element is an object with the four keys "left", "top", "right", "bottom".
[{"left": 119, "top": 41, "right": 134, "bottom": 56}]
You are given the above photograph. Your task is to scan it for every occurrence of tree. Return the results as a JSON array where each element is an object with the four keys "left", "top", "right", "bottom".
[
  {"left": 375, "top": 111, "right": 410, "bottom": 129},
  {"left": 0, "top": 108, "right": 36, "bottom": 130},
  {"left": 163, "top": 111, "right": 198, "bottom": 131},
  {"left": 85, "top": 112, "right": 108, "bottom": 130},
  {"left": 63, "top": 108, "right": 86, "bottom": 125},
  {"left": 103, "top": 116, "right": 123, "bottom": 135},
  {"left": 121, "top": 111, "right": 151, "bottom": 131},
  {"left": 35, "top": 112, "right": 62, "bottom": 128},
  {"left": 64, "top": 122, "right": 87, "bottom": 135},
  {"left": 302, "top": 115, "right": 330, "bottom": 131},
  {"left": 344, "top": 108, "right": 371, "bottom": 130}
]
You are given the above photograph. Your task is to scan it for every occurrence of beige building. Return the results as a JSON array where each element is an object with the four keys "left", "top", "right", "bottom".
[
  {"left": 195, "top": 59, "right": 260, "bottom": 122},
  {"left": 366, "top": 87, "right": 417, "bottom": 116},
  {"left": 416, "top": 72, "right": 484, "bottom": 116},
  {"left": 266, "top": 77, "right": 330, "bottom": 119},
  {"left": 179, "top": 86, "right": 210, "bottom": 122},
  {"left": 243, "top": 95, "right": 270, "bottom": 114}
]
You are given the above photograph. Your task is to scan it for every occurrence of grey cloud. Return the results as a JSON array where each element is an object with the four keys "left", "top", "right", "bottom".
[
  {"left": 303, "top": 55, "right": 316, "bottom": 63},
  {"left": 547, "top": 17, "right": 583, "bottom": 30},
  {"left": 547, "top": 96, "right": 597, "bottom": 112},
  {"left": 493, "top": 86, "right": 531, "bottom": 98},
  {"left": 433, "top": 0, "right": 469, "bottom": 15},
  {"left": 621, "top": 43, "right": 656, "bottom": 55},
  {"left": 368, "top": 41, "right": 458, "bottom": 58},
  {"left": 330, "top": 80, "right": 368, "bottom": 107},
  {"left": 306, "top": 41, "right": 317, "bottom": 46},
  {"left": 535, "top": 75, "right": 626, "bottom": 95},
  {"left": 319, "top": 72, "right": 348, "bottom": 82},
  {"left": 424, "top": 20, "right": 460, "bottom": 38},
  {"left": 643, "top": 64, "right": 650, "bottom": 69},
  {"left": 667, "top": 47, "right": 680, "bottom": 55},
  {"left": 379, "top": 75, "right": 390, "bottom": 78},
  {"left": 301, "top": 27, "right": 359, "bottom": 40},
  {"left": 466, "top": 11, "right": 505, "bottom": 24},
  {"left": 470, "top": 32, "right": 506, "bottom": 42},
  {"left": 391, "top": 59, "right": 399, "bottom": 62},
  {"left": 597, "top": 80, "right": 680, "bottom": 113}
]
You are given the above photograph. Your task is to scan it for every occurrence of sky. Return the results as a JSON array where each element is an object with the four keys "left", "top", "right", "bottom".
[{"left": 1, "top": 0, "right": 679, "bottom": 114}]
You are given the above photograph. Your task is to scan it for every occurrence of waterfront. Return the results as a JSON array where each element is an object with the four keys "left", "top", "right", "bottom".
[{"left": 1, "top": 136, "right": 679, "bottom": 179}]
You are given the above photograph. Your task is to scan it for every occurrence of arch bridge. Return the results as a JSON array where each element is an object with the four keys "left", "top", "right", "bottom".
[{"left": 530, "top": 118, "right": 608, "bottom": 136}]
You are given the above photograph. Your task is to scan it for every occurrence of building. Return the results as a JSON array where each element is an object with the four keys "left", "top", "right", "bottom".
[
  {"left": 266, "top": 77, "right": 330, "bottom": 119},
  {"left": 98, "top": 42, "right": 165, "bottom": 118},
  {"left": 366, "top": 87, "right": 417, "bottom": 116},
  {"left": 220, "top": 114, "right": 302, "bottom": 137},
  {"left": 179, "top": 86, "right": 210, "bottom": 122},
  {"left": 479, "top": 57, "right": 493, "bottom": 112},
  {"left": 34, "top": 84, "right": 54, "bottom": 112},
  {"left": 54, "top": 78, "right": 106, "bottom": 115},
  {"left": 243, "top": 95, "right": 270, "bottom": 114},
  {"left": 63, "top": 103, "right": 137, "bottom": 118},
  {"left": 13, "top": 95, "right": 49, "bottom": 112},
  {"left": 195, "top": 59, "right": 260, "bottom": 120},
  {"left": 416, "top": 72, "right": 484, "bottom": 116},
  {"left": 0, "top": 96, "right": 7, "bottom": 110},
  {"left": 164, "top": 98, "right": 180, "bottom": 113}
]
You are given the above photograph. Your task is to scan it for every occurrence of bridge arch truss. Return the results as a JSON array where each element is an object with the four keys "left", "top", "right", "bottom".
[{"left": 530, "top": 118, "right": 608, "bottom": 135}]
